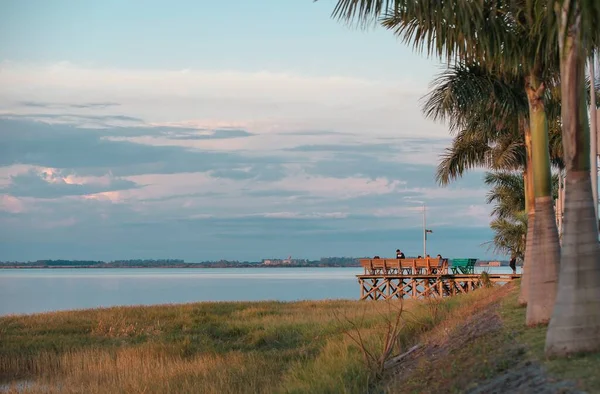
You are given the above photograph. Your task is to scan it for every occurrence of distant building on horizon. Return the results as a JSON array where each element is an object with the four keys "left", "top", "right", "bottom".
[
  {"left": 262, "top": 256, "right": 297, "bottom": 265},
  {"left": 477, "top": 260, "right": 505, "bottom": 267}
]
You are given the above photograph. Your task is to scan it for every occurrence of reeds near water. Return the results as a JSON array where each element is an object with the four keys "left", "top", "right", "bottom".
[
  {"left": 1, "top": 300, "right": 398, "bottom": 393},
  {"left": 0, "top": 290, "right": 502, "bottom": 393}
]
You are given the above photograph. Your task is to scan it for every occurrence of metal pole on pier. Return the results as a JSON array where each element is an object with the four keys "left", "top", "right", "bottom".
[
  {"left": 423, "top": 203, "right": 433, "bottom": 257},
  {"left": 404, "top": 197, "right": 432, "bottom": 257},
  {"left": 423, "top": 203, "right": 426, "bottom": 258}
]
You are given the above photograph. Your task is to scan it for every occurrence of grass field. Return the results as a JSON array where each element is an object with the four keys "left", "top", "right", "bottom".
[
  {"left": 499, "top": 284, "right": 600, "bottom": 393},
  {"left": 0, "top": 295, "right": 470, "bottom": 394},
  {"left": 384, "top": 281, "right": 600, "bottom": 394},
  {"left": 2, "top": 283, "right": 599, "bottom": 393}
]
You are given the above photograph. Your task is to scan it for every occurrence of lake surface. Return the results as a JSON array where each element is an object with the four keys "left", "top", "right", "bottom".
[{"left": 0, "top": 266, "right": 519, "bottom": 316}]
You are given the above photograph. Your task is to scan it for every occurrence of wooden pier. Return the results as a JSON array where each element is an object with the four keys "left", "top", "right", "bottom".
[{"left": 358, "top": 258, "right": 520, "bottom": 300}]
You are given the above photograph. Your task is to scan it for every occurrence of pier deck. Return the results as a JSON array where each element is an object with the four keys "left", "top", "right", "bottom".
[{"left": 358, "top": 258, "right": 520, "bottom": 300}]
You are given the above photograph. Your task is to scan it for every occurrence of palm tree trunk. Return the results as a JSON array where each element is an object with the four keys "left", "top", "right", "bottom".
[
  {"left": 519, "top": 122, "right": 536, "bottom": 306},
  {"left": 525, "top": 74, "right": 561, "bottom": 326},
  {"left": 557, "top": 171, "right": 563, "bottom": 240},
  {"left": 546, "top": 7, "right": 600, "bottom": 356},
  {"left": 590, "top": 57, "right": 599, "bottom": 225}
]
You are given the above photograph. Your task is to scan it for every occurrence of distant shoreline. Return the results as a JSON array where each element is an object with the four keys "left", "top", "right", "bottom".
[
  {"left": 0, "top": 264, "right": 361, "bottom": 269},
  {"left": 0, "top": 257, "right": 510, "bottom": 270}
]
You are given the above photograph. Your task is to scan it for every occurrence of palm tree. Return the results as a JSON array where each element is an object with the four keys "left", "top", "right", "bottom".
[
  {"left": 488, "top": 214, "right": 528, "bottom": 259},
  {"left": 545, "top": 0, "right": 600, "bottom": 356},
  {"left": 423, "top": 63, "right": 565, "bottom": 307},
  {"left": 484, "top": 171, "right": 527, "bottom": 259},
  {"left": 327, "top": 0, "right": 561, "bottom": 325},
  {"left": 429, "top": 69, "right": 535, "bottom": 305},
  {"left": 484, "top": 171, "right": 561, "bottom": 259},
  {"left": 485, "top": 172, "right": 526, "bottom": 219}
]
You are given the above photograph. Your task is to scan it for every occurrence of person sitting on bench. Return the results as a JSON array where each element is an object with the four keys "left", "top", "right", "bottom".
[{"left": 396, "top": 249, "right": 405, "bottom": 259}]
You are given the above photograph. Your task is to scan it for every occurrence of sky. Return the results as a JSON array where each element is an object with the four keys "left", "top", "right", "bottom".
[{"left": 0, "top": 0, "right": 499, "bottom": 262}]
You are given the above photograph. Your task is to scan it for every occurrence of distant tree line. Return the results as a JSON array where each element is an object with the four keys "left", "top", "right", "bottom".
[{"left": 0, "top": 257, "right": 361, "bottom": 268}]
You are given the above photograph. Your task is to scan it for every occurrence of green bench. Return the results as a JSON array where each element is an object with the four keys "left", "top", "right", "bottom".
[{"left": 451, "top": 258, "right": 477, "bottom": 274}]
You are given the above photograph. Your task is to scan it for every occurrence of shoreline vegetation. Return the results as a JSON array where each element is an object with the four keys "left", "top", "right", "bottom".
[
  {"left": 0, "top": 258, "right": 360, "bottom": 269},
  {"left": 1, "top": 282, "right": 596, "bottom": 393},
  {"left": 0, "top": 258, "right": 513, "bottom": 269}
]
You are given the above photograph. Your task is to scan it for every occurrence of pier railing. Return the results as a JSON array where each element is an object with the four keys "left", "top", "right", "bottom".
[
  {"left": 359, "top": 258, "right": 449, "bottom": 275},
  {"left": 357, "top": 258, "right": 520, "bottom": 300}
]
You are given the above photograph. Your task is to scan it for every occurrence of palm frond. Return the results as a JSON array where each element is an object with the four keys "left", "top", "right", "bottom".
[
  {"left": 487, "top": 212, "right": 528, "bottom": 259},
  {"left": 422, "top": 63, "right": 529, "bottom": 130},
  {"left": 435, "top": 130, "right": 490, "bottom": 185},
  {"left": 484, "top": 171, "right": 526, "bottom": 219},
  {"left": 330, "top": 0, "right": 393, "bottom": 26},
  {"left": 489, "top": 136, "right": 526, "bottom": 171}
]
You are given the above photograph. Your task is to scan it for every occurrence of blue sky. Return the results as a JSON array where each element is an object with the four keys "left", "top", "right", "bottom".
[{"left": 0, "top": 0, "right": 498, "bottom": 262}]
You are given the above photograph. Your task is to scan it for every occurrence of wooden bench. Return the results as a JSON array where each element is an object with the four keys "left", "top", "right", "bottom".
[{"left": 359, "top": 258, "right": 449, "bottom": 275}]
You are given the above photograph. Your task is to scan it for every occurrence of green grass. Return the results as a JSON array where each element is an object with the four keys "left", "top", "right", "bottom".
[
  {"left": 499, "top": 284, "right": 600, "bottom": 393},
  {"left": 3, "top": 283, "right": 598, "bottom": 393},
  {"left": 385, "top": 282, "right": 600, "bottom": 394},
  {"left": 384, "top": 284, "right": 519, "bottom": 393},
  {"left": 0, "top": 292, "right": 493, "bottom": 394}
]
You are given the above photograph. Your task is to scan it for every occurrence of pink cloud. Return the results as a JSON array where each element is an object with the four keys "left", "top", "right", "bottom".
[
  {"left": 269, "top": 173, "right": 403, "bottom": 199},
  {"left": 0, "top": 194, "right": 25, "bottom": 213},
  {"left": 261, "top": 211, "right": 347, "bottom": 219}
]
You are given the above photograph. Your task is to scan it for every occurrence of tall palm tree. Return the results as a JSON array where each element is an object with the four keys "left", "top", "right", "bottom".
[
  {"left": 327, "top": 0, "right": 561, "bottom": 325},
  {"left": 423, "top": 63, "right": 564, "bottom": 307},
  {"left": 545, "top": 0, "right": 600, "bottom": 356}
]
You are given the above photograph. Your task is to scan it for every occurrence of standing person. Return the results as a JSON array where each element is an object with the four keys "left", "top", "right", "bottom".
[
  {"left": 509, "top": 254, "right": 517, "bottom": 274},
  {"left": 396, "top": 249, "right": 405, "bottom": 259}
]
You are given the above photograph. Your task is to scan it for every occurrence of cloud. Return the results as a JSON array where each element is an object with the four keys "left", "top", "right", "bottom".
[
  {"left": 1, "top": 113, "right": 143, "bottom": 127},
  {"left": 0, "top": 62, "right": 447, "bottom": 137},
  {"left": 0, "top": 119, "right": 283, "bottom": 178},
  {"left": 278, "top": 130, "right": 354, "bottom": 136},
  {"left": 0, "top": 64, "right": 503, "bottom": 260},
  {"left": 18, "top": 101, "right": 120, "bottom": 109},
  {"left": 403, "top": 187, "right": 489, "bottom": 201},
  {"left": 260, "top": 211, "right": 348, "bottom": 219},
  {"left": 4, "top": 167, "right": 139, "bottom": 199},
  {"left": 0, "top": 194, "right": 25, "bottom": 213},
  {"left": 271, "top": 173, "right": 404, "bottom": 199},
  {"left": 167, "top": 129, "right": 255, "bottom": 140},
  {"left": 285, "top": 143, "right": 395, "bottom": 153}
]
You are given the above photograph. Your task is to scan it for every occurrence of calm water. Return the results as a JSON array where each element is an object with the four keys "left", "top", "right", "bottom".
[{"left": 0, "top": 266, "right": 518, "bottom": 316}]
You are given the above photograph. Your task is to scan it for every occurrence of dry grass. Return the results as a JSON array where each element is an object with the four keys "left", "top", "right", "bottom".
[
  {"left": 0, "top": 299, "right": 415, "bottom": 393},
  {"left": 0, "top": 286, "right": 534, "bottom": 393}
]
